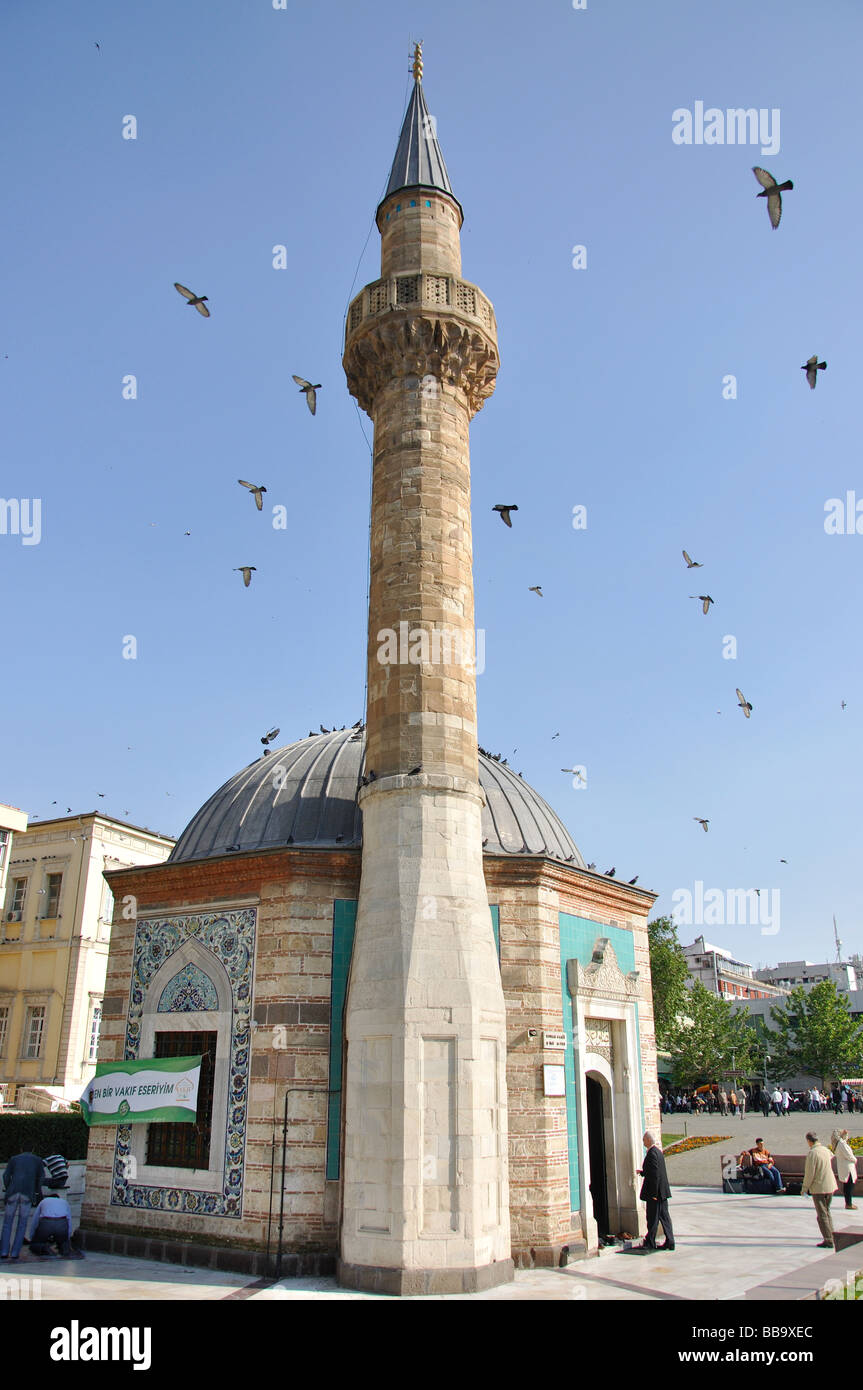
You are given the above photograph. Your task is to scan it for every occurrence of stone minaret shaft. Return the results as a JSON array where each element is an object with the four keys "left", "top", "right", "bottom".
[{"left": 339, "top": 51, "right": 513, "bottom": 1294}]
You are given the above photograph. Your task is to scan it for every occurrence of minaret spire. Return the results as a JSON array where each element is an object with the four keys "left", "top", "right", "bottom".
[
  {"left": 339, "top": 53, "right": 512, "bottom": 1295},
  {"left": 412, "top": 39, "right": 423, "bottom": 81}
]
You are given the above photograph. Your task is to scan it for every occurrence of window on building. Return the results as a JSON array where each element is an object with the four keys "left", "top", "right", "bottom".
[
  {"left": 88, "top": 1003, "right": 102, "bottom": 1063},
  {"left": 45, "top": 873, "right": 63, "bottom": 918},
  {"left": 0, "top": 1006, "right": 8, "bottom": 1056},
  {"left": 98, "top": 884, "right": 114, "bottom": 940},
  {"left": 10, "top": 878, "right": 26, "bottom": 913},
  {"left": 146, "top": 1031, "right": 217, "bottom": 1170},
  {"left": 24, "top": 1005, "right": 46, "bottom": 1059},
  {"left": 0, "top": 830, "right": 7, "bottom": 872}
]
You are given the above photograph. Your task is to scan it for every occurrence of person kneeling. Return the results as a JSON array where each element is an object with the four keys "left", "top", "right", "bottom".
[{"left": 28, "top": 1195, "right": 83, "bottom": 1258}]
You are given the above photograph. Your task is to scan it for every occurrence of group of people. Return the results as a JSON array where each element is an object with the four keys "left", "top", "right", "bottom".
[
  {"left": 806, "top": 1086, "right": 861, "bottom": 1114},
  {"left": 662, "top": 1083, "right": 863, "bottom": 1118},
  {"left": 0, "top": 1150, "right": 82, "bottom": 1261},
  {"left": 637, "top": 1126, "right": 859, "bottom": 1254}
]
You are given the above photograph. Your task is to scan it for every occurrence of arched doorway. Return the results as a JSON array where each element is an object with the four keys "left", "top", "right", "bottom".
[{"left": 586, "top": 1074, "right": 610, "bottom": 1238}]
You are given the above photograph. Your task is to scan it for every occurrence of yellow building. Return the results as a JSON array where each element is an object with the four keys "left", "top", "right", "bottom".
[{"left": 0, "top": 812, "right": 173, "bottom": 1105}]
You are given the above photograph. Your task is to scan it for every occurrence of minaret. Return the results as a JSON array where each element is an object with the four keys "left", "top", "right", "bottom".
[{"left": 339, "top": 46, "right": 513, "bottom": 1294}]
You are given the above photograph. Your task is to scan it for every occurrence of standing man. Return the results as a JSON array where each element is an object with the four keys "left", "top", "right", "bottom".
[
  {"left": 771, "top": 1086, "right": 783, "bottom": 1117},
  {"left": 801, "top": 1131, "right": 838, "bottom": 1248},
  {"left": 0, "top": 1151, "right": 45, "bottom": 1261},
  {"left": 638, "top": 1132, "right": 674, "bottom": 1252}
]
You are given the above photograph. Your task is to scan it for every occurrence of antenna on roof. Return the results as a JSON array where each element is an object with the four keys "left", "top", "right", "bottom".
[{"left": 833, "top": 913, "right": 843, "bottom": 964}]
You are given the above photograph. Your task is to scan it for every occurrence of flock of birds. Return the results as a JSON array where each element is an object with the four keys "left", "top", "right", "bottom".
[
  {"left": 174, "top": 281, "right": 321, "bottom": 588},
  {"left": 479, "top": 167, "right": 835, "bottom": 888}
]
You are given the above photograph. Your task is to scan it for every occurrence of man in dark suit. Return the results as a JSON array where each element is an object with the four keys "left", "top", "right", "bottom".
[{"left": 638, "top": 1131, "right": 674, "bottom": 1251}]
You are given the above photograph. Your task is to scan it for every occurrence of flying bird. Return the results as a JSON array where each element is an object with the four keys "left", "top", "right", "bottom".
[
  {"left": 234, "top": 566, "right": 256, "bottom": 587},
  {"left": 801, "top": 355, "right": 827, "bottom": 390},
  {"left": 261, "top": 726, "right": 280, "bottom": 747},
  {"left": 292, "top": 375, "right": 321, "bottom": 415},
  {"left": 94, "top": 41, "right": 101, "bottom": 53},
  {"left": 691, "top": 594, "right": 714, "bottom": 614},
  {"left": 682, "top": 550, "right": 702, "bottom": 569},
  {"left": 174, "top": 282, "right": 210, "bottom": 317},
  {"left": 736, "top": 688, "right": 753, "bottom": 718},
  {"left": 752, "top": 166, "right": 793, "bottom": 229},
  {"left": 493, "top": 504, "right": 518, "bottom": 528},
  {"left": 529, "top": 586, "right": 543, "bottom": 597},
  {"left": 694, "top": 818, "right": 709, "bottom": 832},
  {"left": 780, "top": 858, "right": 788, "bottom": 864},
  {"left": 841, "top": 700, "right": 847, "bottom": 710},
  {"left": 238, "top": 480, "right": 267, "bottom": 511},
  {"left": 551, "top": 732, "right": 560, "bottom": 740}
]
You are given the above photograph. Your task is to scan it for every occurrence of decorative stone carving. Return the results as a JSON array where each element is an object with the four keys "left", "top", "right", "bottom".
[
  {"left": 343, "top": 311, "right": 499, "bottom": 418},
  {"left": 566, "top": 937, "right": 641, "bottom": 1003},
  {"left": 584, "top": 1017, "right": 613, "bottom": 1064}
]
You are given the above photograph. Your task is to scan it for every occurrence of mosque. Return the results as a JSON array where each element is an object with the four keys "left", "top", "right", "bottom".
[{"left": 82, "top": 48, "right": 660, "bottom": 1292}]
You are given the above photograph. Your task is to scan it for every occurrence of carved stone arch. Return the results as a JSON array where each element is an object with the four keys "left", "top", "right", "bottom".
[{"left": 142, "top": 935, "right": 232, "bottom": 1017}]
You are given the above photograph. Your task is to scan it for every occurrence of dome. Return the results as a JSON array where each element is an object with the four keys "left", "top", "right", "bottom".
[{"left": 169, "top": 729, "right": 585, "bottom": 868}]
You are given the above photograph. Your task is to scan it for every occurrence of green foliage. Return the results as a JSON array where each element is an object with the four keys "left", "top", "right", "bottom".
[
  {"left": 765, "top": 981, "right": 863, "bottom": 1088},
  {"left": 647, "top": 915, "right": 691, "bottom": 1050},
  {"left": 0, "top": 1112, "right": 90, "bottom": 1163},
  {"left": 669, "top": 980, "right": 760, "bottom": 1087}
]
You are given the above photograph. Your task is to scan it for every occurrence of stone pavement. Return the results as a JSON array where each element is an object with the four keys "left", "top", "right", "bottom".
[
  {"left": 661, "top": 1109, "right": 863, "bottom": 1185},
  {"left": 4, "top": 1184, "right": 861, "bottom": 1301}
]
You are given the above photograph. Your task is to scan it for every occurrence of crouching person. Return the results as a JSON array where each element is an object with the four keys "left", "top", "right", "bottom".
[{"left": 29, "top": 1193, "right": 83, "bottom": 1259}]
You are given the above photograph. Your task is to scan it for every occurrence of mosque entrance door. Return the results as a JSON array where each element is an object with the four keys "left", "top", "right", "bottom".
[{"left": 586, "top": 1074, "right": 610, "bottom": 1238}]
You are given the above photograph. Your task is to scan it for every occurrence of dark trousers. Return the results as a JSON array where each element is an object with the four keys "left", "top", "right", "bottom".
[
  {"left": 844, "top": 1176, "right": 856, "bottom": 1208},
  {"left": 29, "top": 1217, "right": 72, "bottom": 1257},
  {"left": 644, "top": 1197, "right": 674, "bottom": 1248}
]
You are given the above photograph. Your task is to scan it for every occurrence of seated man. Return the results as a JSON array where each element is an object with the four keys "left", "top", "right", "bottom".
[
  {"left": 28, "top": 1194, "right": 83, "bottom": 1258},
  {"left": 745, "top": 1138, "right": 784, "bottom": 1192}
]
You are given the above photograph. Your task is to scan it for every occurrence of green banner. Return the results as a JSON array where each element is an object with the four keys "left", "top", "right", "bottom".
[{"left": 80, "top": 1055, "right": 202, "bottom": 1126}]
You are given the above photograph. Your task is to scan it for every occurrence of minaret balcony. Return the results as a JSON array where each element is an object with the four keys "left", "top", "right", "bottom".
[{"left": 345, "top": 272, "right": 497, "bottom": 349}]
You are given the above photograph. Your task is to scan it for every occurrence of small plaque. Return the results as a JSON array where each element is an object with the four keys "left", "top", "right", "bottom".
[
  {"left": 543, "top": 1064, "right": 566, "bottom": 1097},
  {"left": 543, "top": 1030, "right": 567, "bottom": 1051}
]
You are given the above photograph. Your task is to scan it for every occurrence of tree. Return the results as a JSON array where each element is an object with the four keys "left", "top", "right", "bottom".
[
  {"left": 670, "top": 980, "right": 760, "bottom": 1088},
  {"left": 647, "top": 915, "right": 690, "bottom": 1051},
  {"left": 765, "top": 981, "right": 863, "bottom": 1089}
]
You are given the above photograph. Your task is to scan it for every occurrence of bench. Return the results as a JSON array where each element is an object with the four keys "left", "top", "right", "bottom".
[{"left": 721, "top": 1152, "right": 863, "bottom": 1197}]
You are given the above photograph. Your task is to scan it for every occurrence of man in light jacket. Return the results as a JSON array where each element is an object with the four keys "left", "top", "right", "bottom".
[
  {"left": 830, "top": 1129, "right": 858, "bottom": 1211},
  {"left": 802, "top": 1131, "right": 838, "bottom": 1247}
]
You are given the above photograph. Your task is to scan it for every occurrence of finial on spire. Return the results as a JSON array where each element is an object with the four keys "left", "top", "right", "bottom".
[{"left": 412, "top": 40, "right": 423, "bottom": 82}]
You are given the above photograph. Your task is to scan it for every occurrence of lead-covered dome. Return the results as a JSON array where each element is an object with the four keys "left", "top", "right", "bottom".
[{"left": 170, "top": 730, "right": 585, "bottom": 868}]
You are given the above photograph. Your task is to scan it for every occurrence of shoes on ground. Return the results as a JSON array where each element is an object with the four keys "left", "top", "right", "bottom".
[
  {"left": 658, "top": 1243, "right": 676, "bottom": 1251},
  {"left": 846, "top": 1204, "right": 858, "bottom": 1211},
  {"left": 817, "top": 1239, "right": 834, "bottom": 1248}
]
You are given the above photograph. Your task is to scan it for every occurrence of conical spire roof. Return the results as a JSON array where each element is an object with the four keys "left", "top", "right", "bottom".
[{"left": 380, "top": 64, "right": 457, "bottom": 207}]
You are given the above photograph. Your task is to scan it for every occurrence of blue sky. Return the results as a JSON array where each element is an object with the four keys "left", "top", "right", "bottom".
[{"left": 2, "top": 0, "right": 861, "bottom": 966}]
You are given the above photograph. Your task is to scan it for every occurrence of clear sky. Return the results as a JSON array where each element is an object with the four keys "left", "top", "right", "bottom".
[{"left": 3, "top": 0, "right": 861, "bottom": 966}]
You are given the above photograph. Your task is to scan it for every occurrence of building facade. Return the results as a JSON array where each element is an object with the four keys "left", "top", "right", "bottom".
[
  {"left": 683, "top": 935, "right": 788, "bottom": 1002},
  {"left": 754, "top": 959, "right": 859, "bottom": 993},
  {"left": 0, "top": 813, "right": 173, "bottom": 1105},
  {"left": 81, "top": 52, "right": 661, "bottom": 1288}
]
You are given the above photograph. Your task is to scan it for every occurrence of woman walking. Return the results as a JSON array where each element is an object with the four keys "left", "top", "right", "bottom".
[{"left": 831, "top": 1129, "right": 859, "bottom": 1211}]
